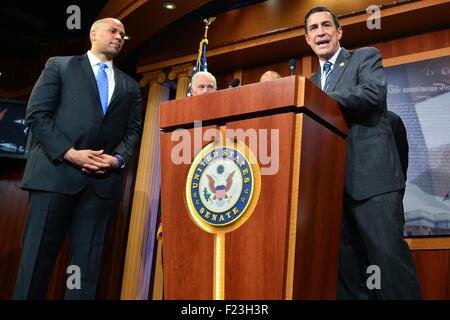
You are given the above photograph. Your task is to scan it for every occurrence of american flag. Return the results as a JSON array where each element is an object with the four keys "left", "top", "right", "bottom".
[{"left": 187, "top": 38, "right": 208, "bottom": 96}]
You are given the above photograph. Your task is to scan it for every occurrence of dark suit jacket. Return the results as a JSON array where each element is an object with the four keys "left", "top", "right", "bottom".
[
  {"left": 310, "top": 47, "right": 404, "bottom": 200},
  {"left": 387, "top": 110, "right": 408, "bottom": 182},
  {"left": 21, "top": 54, "right": 142, "bottom": 200}
]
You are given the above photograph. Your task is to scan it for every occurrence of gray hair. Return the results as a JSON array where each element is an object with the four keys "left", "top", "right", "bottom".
[{"left": 191, "top": 71, "right": 217, "bottom": 90}]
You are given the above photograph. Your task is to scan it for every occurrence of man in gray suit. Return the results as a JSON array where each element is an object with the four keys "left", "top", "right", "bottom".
[
  {"left": 305, "top": 7, "right": 421, "bottom": 299},
  {"left": 14, "top": 18, "right": 142, "bottom": 299}
]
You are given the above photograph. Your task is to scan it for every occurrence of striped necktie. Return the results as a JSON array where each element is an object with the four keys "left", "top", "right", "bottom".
[{"left": 322, "top": 60, "right": 333, "bottom": 92}]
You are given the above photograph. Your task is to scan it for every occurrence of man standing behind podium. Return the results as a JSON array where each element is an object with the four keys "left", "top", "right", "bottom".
[
  {"left": 14, "top": 18, "right": 142, "bottom": 299},
  {"left": 304, "top": 7, "right": 420, "bottom": 299},
  {"left": 191, "top": 71, "right": 217, "bottom": 96}
]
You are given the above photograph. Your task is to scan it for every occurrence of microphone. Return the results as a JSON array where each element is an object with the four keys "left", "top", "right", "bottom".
[
  {"left": 229, "top": 78, "right": 240, "bottom": 88},
  {"left": 288, "top": 58, "right": 296, "bottom": 76}
]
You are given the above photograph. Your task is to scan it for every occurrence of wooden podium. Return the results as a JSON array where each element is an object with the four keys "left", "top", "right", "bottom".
[{"left": 159, "top": 76, "right": 348, "bottom": 299}]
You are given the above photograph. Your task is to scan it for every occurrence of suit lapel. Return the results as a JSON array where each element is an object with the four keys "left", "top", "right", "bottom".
[
  {"left": 326, "top": 48, "right": 351, "bottom": 93},
  {"left": 310, "top": 68, "right": 320, "bottom": 87},
  {"left": 105, "top": 67, "right": 122, "bottom": 115},
  {"left": 79, "top": 54, "right": 104, "bottom": 117}
]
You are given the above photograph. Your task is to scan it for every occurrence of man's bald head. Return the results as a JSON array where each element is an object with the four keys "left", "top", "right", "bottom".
[
  {"left": 90, "top": 18, "right": 124, "bottom": 43},
  {"left": 260, "top": 71, "right": 281, "bottom": 82},
  {"left": 89, "top": 18, "right": 126, "bottom": 61}
]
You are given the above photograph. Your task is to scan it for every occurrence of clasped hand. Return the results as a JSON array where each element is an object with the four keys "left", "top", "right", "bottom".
[{"left": 63, "top": 148, "right": 118, "bottom": 174}]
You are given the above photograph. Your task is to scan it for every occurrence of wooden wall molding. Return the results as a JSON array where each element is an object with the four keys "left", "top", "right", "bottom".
[
  {"left": 383, "top": 47, "right": 450, "bottom": 67},
  {"left": 98, "top": 0, "right": 148, "bottom": 20},
  {"left": 137, "top": 0, "right": 450, "bottom": 75},
  {"left": 407, "top": 237, "right": 450, "bottom": 250}
]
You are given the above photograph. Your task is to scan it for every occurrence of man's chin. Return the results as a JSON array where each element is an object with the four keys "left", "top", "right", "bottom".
[
  {"left": 316, "top": 47, "right": 328, "bottom": 54},
  {"left": 106, "top": 49, "right": 121, "bottom": 59},
  {"left": 316, "top": 49, "right": 332, "bottom": 60}
]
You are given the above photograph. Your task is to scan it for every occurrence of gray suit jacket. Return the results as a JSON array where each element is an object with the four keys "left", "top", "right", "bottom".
[
  {"left": 310, "top": 47, "right": 404, "bottom": 200},
  {"left": 21, "top": 54, "right": 142, "bottom": 200}
]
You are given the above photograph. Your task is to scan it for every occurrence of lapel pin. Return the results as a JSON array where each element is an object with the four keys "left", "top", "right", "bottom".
[{"left": 340, "top": 62, "right": 345, "bottom": 67}]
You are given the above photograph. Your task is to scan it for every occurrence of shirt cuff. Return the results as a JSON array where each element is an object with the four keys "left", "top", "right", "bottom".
[{"left": 114, "top": 154, "right": 125, "bottom": 169}]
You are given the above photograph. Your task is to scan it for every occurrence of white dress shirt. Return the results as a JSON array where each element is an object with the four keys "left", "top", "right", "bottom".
[
  {"left": 319, "top": 47, "right": 342, "bottom": 90},
  {"left": 87, "top": 50, "right": 115, "bottom": 105}
]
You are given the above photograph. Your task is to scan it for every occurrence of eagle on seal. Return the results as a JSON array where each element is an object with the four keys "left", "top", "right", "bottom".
[{"left": 206, "top": 171, "right": 235, "bottom": 201}]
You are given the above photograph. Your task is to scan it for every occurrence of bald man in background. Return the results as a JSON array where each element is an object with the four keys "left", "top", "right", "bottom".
[
  {"left": 14, "top": 18, "right": 142, "bottom": 299},
  {"left": 260, "top": 70, "right": 281, "bottom": 82}
]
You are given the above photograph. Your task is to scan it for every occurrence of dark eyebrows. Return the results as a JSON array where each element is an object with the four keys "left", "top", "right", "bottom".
[
  {"left": 109, "top": 27, "right": 126, "bottom": 38},
  {"left": 309, "top": 20, "right": 333, "bottom": 31},
  {"left": 308, "top": 23, "right": 318, "bottom": 31}
]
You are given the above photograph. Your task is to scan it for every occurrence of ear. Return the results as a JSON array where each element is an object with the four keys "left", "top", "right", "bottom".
[
  {"left": 337, "top": 27, "right": 343, "bottom": 41},
  {"left": 305, "top": 32, "right": 312, "bottom": 46},
  {"left": 90, "top": 29, "right": 97, "bottom": 42}
]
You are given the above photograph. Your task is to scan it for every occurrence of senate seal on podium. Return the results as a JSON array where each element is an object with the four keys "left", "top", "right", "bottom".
[{"left": 186, "top": 140, "right": 261, "bottom": 233}]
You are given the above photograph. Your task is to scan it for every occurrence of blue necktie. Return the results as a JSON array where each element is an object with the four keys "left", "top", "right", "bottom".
[
  {"left": 96, "top": 63, "right": 109, "bottom": 114},
  {"left": 322, "top": 61, "right": 333, "bottom": 92}
]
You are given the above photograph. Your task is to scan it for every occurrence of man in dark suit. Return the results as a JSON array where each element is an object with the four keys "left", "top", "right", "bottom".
[
  {"left": 14, "top": 18, "right": 142, "bottom": 299},
  {"left": 305, "top": 7, "right": 420, "bottom": 299},
  {"left": 387, "top": 111, "right": 409, "bottom": 183}
]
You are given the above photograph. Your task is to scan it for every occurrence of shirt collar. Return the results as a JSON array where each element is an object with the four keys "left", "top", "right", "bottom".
[
  {"left": 319, "top": 47, "right": 342, "bottom": 71},
  {"left": 87, "top": 50, "right": 113, "bottom": 70}
]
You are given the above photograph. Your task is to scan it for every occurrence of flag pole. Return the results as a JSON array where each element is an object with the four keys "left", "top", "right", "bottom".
[
  {"left": 203, "top": 17, "right": 216, "bottom": 39},
  {"left": 188, "top": 17, "right": 216, "bottom": 96},
  {"left": 196, "top": 17, "right": 216, "bottom": 68}
]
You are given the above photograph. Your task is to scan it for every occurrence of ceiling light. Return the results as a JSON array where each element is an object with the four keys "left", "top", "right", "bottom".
[{"left": 163, "top": 2, "right": 176, "bottom": 10}]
